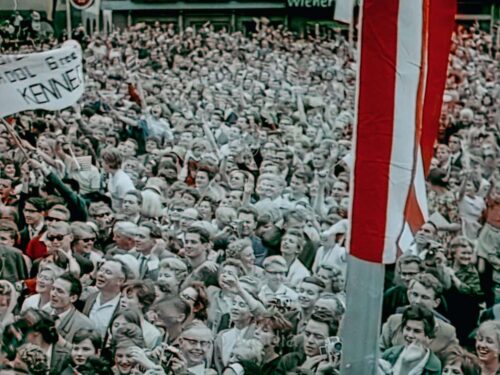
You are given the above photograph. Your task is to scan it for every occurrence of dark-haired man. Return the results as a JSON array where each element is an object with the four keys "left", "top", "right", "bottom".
[
  {"left": 380, "top": 273, "right": 459, "bottom": 360},
  {"left": 50, "top": 273, "right": 95, "bottom": 343},
  {"left": 182, "top": 226, "right": 218, "bottom": 287},
  {"left": 20, "top": 197, "right": 46, "bottom": 251},
  {"left": 276, "top": 313, "right": 338, "bottom": 374}
]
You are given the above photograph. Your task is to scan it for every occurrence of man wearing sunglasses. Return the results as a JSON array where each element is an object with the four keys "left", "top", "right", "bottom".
[
  {"left": 26, "top": 205, "right": 70, "bottom": 261},
  {"left": 32, "top": 222, "right": 92, "bottom": 279}
]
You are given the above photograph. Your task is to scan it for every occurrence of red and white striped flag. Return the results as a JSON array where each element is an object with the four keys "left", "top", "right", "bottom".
[{"left": 348, "top": 0, "right": 456, "bottom": 264}]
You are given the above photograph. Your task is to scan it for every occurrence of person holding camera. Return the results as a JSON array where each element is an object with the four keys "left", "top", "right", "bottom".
[
  {"left": 122, "top": 321, "right": 214, "bottom": 375},
  {"left": 258, "top": 256, "right": 298, "bottom": 306},
  {"left": 403, "top": 222, "right": 439, "bottom": 258},
  {"left": 275, "top": 313, "right": 339, "bottom": 374}
]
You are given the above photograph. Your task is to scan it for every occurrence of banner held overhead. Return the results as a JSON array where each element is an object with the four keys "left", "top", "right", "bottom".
[{"left": 0, "top": 40, "right": 84, "bottom": 117}]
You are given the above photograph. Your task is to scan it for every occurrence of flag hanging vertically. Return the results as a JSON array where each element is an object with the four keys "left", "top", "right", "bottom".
[{"left": 348, "top": 0, "right": 456, "bottom": 264}]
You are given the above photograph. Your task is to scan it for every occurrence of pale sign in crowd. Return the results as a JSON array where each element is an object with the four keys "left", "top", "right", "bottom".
[{"left": 0, "top": 16, "right": 498, "bottom": 375}]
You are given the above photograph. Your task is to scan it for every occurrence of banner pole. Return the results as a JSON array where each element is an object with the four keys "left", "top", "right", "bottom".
[
  {"left": 66, "top": 1, "right": 72, "bottom": 39},
  {"left": 340, "top": 255, "right": 384, "bottom": 374}
]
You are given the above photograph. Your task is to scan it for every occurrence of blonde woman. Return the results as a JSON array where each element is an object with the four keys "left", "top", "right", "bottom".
[
  {"left": 475, "top": 320, "right": 500, "bottom": 375},
  {"left": 226, "top": 238, "right": 263, "bottom": 277}
]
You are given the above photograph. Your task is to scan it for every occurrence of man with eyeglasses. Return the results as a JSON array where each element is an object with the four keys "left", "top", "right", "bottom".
[
  {"left": 382, "top": 255, "right": 423, "bottom": 322},
  {"left": 312, "top": 294, "right": 345, "bottom": 323},
  {"left": 175, "top": 321, "right": 214, "bottom": 375},
  {"left": 258, "top": 256, "right": 298, "bottom": 306},
  {"left": 20, "top": 197, "right": 46, "bottom": 251}
]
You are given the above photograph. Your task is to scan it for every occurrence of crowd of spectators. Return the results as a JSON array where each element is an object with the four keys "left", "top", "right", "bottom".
[{"left": 0, "top": 16, "right": 498, "bottom": 375}]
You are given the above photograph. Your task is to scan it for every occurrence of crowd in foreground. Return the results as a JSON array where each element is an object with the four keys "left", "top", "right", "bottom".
[{"left": 0, "top": 16, "right": 499, "bottom": 375}]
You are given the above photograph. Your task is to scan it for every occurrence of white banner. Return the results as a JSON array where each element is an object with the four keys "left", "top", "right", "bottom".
[
  {"left": 334, "top": 0, "right": 354, "bottom": 24},
  {"left": 0, "top": 40, "right": 84, "bottom": 118}
]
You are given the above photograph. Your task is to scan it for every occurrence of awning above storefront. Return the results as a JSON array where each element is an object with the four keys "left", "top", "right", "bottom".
[{"left": 102, "top": 0, "right": 287, "bottom": 11}]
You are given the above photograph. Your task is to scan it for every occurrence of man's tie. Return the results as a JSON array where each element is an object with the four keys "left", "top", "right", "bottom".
[{"left": 139, "top": 255, "right": 148, "bottom": 277}]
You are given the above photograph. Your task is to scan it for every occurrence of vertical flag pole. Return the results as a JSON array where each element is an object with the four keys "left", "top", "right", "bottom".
[
  {"left": 341, "top": 0, "right": 456, "bottom": 373},
  {"left": 66, "top": 0, "right": 72, "bottom": 39},
  {"left": 340, "top": 256, "right": 384, "bottom": 374}
]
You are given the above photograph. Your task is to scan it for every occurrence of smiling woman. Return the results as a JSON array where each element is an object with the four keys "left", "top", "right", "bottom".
[
  {"left": 475, "top": 320, "right": 500, "bottom": 375},
  {"left": 110, "top": 323, "right": 145, "bottom": 375}
]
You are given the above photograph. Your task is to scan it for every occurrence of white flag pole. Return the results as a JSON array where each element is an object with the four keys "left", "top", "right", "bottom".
[
  {"left": 340, "top": 256, "right": 384, "bottom": 374},
  {"left": 66, "top": 1, "right": 72, "bottom": 39}
]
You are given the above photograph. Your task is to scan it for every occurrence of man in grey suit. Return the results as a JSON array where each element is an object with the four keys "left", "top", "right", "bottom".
[
  {"left": 50, "top": 273, "right": 95, "bottom": 344},
  {"left": 132, "top": 224, "right": 160, "bottom": 281},
  {"left": 0, "top": 243, "right": 28, "bottom": 284}
]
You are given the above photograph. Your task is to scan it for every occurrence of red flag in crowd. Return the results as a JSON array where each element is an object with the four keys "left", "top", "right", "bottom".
[{"left": 348, "top": 0, "right": 456, "bottom": 264}]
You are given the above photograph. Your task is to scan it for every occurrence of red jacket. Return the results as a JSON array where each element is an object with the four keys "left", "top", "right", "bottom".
[{"left": 26, "top": 235, "right": 47, "bottom": 260}]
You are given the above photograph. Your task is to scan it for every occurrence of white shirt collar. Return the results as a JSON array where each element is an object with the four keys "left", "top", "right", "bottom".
[
  {"left": 56, "top": 306, "right": 73, "bottom": 321},
  {"left": 96, "top": 292, "right": 121, "bottom": 308}
]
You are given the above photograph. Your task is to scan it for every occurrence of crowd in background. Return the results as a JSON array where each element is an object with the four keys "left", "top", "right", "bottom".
[{"left": 0, "top": 15, "right": 498, "bottom": 375}]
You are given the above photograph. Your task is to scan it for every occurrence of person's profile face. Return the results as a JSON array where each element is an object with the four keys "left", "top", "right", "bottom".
[
  {"left": 120, "top": 289, "right": 141, "bottom": 311},
  {"left": 303, "top": 320, "right": 328, "bottom": 357},
  {"left": 254, "top": 323, "right": 276, "bottom": 347}
]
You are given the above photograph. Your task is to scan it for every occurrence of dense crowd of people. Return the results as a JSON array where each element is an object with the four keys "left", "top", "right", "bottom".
[{"left": 0, "top": 15, "right": 498, "bottom": 375}]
